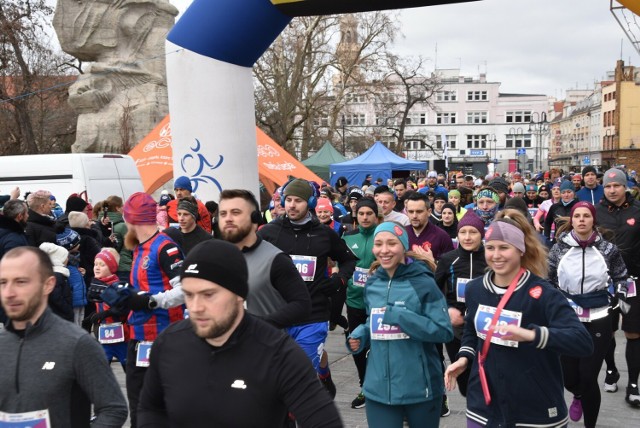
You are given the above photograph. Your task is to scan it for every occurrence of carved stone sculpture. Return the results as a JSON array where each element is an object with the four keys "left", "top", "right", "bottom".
[{"left": 53, "top": 0, "right": 178, "bottom": 153}]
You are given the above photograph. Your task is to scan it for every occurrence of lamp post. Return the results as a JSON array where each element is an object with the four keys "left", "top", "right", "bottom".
[
  {"left": 484, "top": 134, "right": 497, "bottom": 163},
  {"left": 341, "top": 114, "right": 346, "bottom": 156},
  {"left": 528, "top": 112, "right": 549, "bottom": 173},
  {"left": 509, "top": 127, "right": 524, "bottom": 172}
]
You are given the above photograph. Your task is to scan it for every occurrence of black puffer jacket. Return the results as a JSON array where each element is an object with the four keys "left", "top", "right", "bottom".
[
  {"left": 435, "top": 245, "right": 487, "bottom": 313},
  {"left": 25, "top": 209, "right": 65, "bottom": 247},
  {"left": 596, "top": 193, "right": 640, "bottom": 277}
]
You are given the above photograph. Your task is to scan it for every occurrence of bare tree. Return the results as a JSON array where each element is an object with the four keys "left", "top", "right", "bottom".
[
  {"left": 370, "top": 54, "right": 441, "bottom": 155},
  {"left": 254, "top": 12, "right": 399, "bottom": 158},
  {"left": 0, "top": 0, "right": 79, "bottom": 155}
]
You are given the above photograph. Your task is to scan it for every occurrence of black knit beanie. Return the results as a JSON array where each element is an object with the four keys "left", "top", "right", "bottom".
[{"left": 181, "top": 240, "right": 248, "bottom": 299}]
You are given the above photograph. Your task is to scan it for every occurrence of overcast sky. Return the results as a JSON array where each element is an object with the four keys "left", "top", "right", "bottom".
[{"left": 173, "top": 0, "right": 636, "bottom": 97}]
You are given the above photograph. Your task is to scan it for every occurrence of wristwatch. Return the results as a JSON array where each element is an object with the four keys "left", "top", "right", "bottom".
[{"left": 148, "top": 296, "right": 159, "bottom": 310}]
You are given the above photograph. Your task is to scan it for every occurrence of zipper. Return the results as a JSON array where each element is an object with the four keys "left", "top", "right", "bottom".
[
  {"left": 15, "top": 335, "right": 25, "bottom": 394},
  {"left": 580, "top": 248, "right": 586, "bottom": 294},
  {"left": 386, "top": 277, "right": 392, "bottom": 404}
]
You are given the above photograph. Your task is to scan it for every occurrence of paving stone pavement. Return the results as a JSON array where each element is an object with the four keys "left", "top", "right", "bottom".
[{"left": 113, "top": 328, "right": 640, "bottom": 427}]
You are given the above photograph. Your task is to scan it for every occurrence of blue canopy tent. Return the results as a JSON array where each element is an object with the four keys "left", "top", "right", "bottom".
[{"left": 329, "top": 141, "right": 426, "bottom": 186}]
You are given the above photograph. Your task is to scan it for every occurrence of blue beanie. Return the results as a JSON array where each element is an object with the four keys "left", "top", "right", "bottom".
[
  {"left": 559, "top": 180, "right": 574, "bottom": 193},
  {"left": 174, "top": 176, "right": 193, "bottom": 193},
  {"left": 374, "top": 222, "right": 409, "bottom": 251},
  {"left": 56, "top": 228, "right": 81, "bottom": 251}
]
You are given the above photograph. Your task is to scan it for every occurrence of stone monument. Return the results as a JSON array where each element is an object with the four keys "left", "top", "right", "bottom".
[{"left": 53, "top": 0, "right": 178, "bottom": 153}]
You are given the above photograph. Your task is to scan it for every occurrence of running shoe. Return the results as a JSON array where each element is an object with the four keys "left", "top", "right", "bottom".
[
  {"left": 320, "top": 374, "right": 337, "bottom": 399},
  {"left": 440, "top": 394, "right": 450, "bottom": 417},
  {"left": 351, "top": 392, "right": 366, "bottom": 409},
  {"left": 569, "top": 396, "right": 583, "bottom": 421},
  {"left": 626, "top": 384, "right": 640, "bottom": 406},
  {"left": 604, "top": 369, "right": 620, "bottom": 393}
]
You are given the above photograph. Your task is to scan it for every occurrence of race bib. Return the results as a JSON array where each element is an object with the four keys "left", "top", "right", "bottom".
[
  {"left": 98, "top": 323, "right": 125, "bottom": 344},
  {"left": 352, "top": 267, "right": 369, "bottom": 288},
  {"left": 567, "top": 299, "right": 591, "bottom": 323},
  {"left": 474, "top": 304, "right": 522, "bottom": 348},
  {"left": 456, "top": 278, "right": 470, "bottom": 303},
  {"left": 0, "top": 409, "right": 50, "bottom": 427},
  {"left": 451, "top": 238, "right": 459, "bottom": 249},
  {"left": 628, "top": 278, "right": 637, "bottom": 298},
  {"left": 528, "top": 208, "right": 538, "bottom": 218},
  {"left": 136, "top": 341, "right": 153, "bottom": 367},
  {"left": 370, "top": 307, "right": 409, "bottom": 340},
  {"left": 291, "top": 255, "right": 317, "bottom": 282}
]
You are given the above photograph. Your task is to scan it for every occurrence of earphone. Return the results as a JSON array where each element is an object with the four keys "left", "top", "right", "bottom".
[
  {"left": 279, "top": 179, "right": 317, "bottom": 209},
  {"left": 247, "top": 192, "right": 263, "bottom": 224}
]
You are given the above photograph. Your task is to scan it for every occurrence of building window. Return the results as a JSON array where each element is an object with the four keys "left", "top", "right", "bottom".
[
  {"left": 419, "top": 113, "right": 427, "bottom": 124},
  {"left": 436, "top": 90, "right": 457, "bottom": 102},
  {"left": 312, "top": 116, "right": 330, "bottom": 127},
  {"left": 345, "top": 93, "right": 367, "bottom": 104},
  {"left": 436, "top": 112, "right": 457, "bottom": 124},
  {"left": 404, "top": 140, "right": 427, "bottom": 150},
  {"left": 466, "top": 90, "right": 488, "bottom": 101},
  {"left": 436, "top": 135, "right": 457, "bottom": 149},
  {"left": 466, "top": 111, "right": 488, "bottom": 124},
  {"left": 344, "top": 114, "right": 366, "bottom": 126},
  {"left": 505, "top": 111, "right": 532, "bottom": 123},
  {"left": 466, "top": 135, "right": 487, "bottom": 149},
  {"left": 506, "top": 133, "right": 532, "bottom": 148}
]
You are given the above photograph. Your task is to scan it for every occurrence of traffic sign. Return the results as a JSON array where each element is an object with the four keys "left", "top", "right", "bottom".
[
  {"left": 516, "top": 148, "right": 526, "bottom": 155},
  {"left": 470, "top": 150, "right": 485, "bottom": 156},
  {"left": 584, "top": 156, "right": 590, "bottom": 164}
]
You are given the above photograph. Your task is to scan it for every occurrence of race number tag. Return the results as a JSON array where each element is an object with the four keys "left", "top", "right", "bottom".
[
  {"left": 291, "top": 255, "right": 317, "bottom": 282},
  {"left": 98, "top": 323, "right": 125, "bottom": 344},
  {"left": 0, "top": 409, "right": 51, "bottom": 427},
  {"left": 136, "top": 341, "right": 153, "bottom": 367},
  {"left": 352, "top": 267, "right": 369, "bottom": 288},
  {"left": 628, "top": 278, "right": 637, "bottom": 298},
  {"left": 567, "top": 299, "right": 591, "bottom": 323},
  {"left": 474, "top": 304, "right": 522, "bottom": 348},
  {"left": 528, "top": 208, "right": 538, "bottom": 218},
  {"left": 456, "top": 278, "right": 470, "bottom": 303},
  {"left": 370, "top": 307, "right": 409, "bottom": 340},
  {"left": 451, "top": 238, "right": 459, "bottom": 249}
]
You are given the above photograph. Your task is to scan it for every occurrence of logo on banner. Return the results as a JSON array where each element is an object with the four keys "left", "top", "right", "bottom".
[{"left": 180, "top": 138, "right": 224, "bottom": 193}]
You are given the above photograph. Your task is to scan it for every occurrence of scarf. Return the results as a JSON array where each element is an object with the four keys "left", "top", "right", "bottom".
[{"left": 570, "top": 230, "right": 598, "bottom": 249}]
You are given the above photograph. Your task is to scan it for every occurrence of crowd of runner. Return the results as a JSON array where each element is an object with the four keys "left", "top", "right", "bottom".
[{"left": 1, "top": 165, "right": 640, "bottom": 427}]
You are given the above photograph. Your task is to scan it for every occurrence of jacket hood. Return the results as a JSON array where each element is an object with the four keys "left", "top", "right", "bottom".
[
  {"left": 558, "top": 230, "right": 601, "bottom": 247},
  {"left": 375, "top": 259, "right": 432, "bottom": 280}
]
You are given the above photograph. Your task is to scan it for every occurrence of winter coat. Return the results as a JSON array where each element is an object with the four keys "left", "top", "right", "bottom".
[
  {"left": 48, "top": 271, "right": 74, "bottom": 322},
  {"left": 596, "top": 193, "right": 640, "bottom": 277},
  {"left": 25, "top": 209, "right": 64, "bottom": 247},
  {"left": 543, "top": 199, "right": 579, "bottom": 242},
  {"left": 107, "top": 211, "right": 132, "bottom": 273},
  {"left": 342, "top": 224, "right": 377, "bottom": 310},
  {"left": 0, "top": 215, "right": 29, "bottom": 258},
  {"left": 350, "top": 261, "right": 453, "bottom": 405}
]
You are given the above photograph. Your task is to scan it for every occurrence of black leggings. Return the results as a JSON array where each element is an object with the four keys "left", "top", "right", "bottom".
[
  {"left": 126, "top": 340, "right": 148, "bottom": 428},
  {"left": 561, "top": 316, "right": 612, "bottom": 428},
  {"left": 347, "top": 305, "right": 368, "bottom": 387}
]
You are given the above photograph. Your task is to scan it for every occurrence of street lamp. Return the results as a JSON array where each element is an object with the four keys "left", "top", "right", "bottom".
[
  {"left": 509, "top": 127, "right": 524, "bottom": 172},
  {"left": 341, "top": 114, "right": 346, "bottom": 156},
  {"left": 484, "top": 134, "right": 497, "bottom": 164},
  {"left": 528, "top": 112, "right": 549, "bottom": 172}
]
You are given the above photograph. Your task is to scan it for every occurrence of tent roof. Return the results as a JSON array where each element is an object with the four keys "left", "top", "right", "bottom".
[
  {"left": 302, "top": 142, "right": 347, "bottom": 168},
  {"left": 330, "top": 141, "right": 426, "bottom": 172},
  {"left": 129, "top": 115, "right": 322, "bottom": 194}
]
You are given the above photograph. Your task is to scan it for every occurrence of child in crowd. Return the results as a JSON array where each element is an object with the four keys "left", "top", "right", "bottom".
[
  {"left": 56, "top": 228, "right": 86, "bottom": 327},
  {"left": 87, "top": 248, "right": 129, "bottom": 370}
]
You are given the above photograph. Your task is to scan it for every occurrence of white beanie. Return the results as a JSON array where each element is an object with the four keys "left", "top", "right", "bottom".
[{"left": 39, "top": 242, "right": 69, "bottom": 272}]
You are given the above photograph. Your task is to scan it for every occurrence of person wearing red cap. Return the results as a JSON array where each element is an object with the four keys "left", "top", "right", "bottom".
[
  {"left": 549, "top": 201, "right": 628, "bottom": 426},
  {"left": 121, "top": 192, "right": 186, "bottom": 428}
]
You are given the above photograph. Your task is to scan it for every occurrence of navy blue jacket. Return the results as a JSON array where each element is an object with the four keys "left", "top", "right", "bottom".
[{"left": 458, "top": 270, "right": 593, "bottom": 427}]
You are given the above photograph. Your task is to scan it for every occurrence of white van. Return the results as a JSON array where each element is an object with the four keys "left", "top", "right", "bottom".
[{"left": 0, "top": 153, "right": 144, "bottom": 209}]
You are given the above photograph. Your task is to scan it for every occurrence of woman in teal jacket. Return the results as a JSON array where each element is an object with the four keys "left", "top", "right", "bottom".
[{"left": 348, "top": 222, "right": 454, "bottom": 427}]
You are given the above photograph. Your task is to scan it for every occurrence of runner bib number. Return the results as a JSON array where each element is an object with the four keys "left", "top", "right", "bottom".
[
  {"left": 628, "top": 278, "right": 637, "bottom": 298},
  {"left": 136, "top": 341, "right": 153, "bottom": 367},
  {"left": 370, "top": 307, "right": 409, "bottom": 340},
  {"left": 456, "top": 278, "right": 470, "bottom": 303},
  {"left": 0, "top": 409, "right": 51, "bottom": 427},
  {"left": 352, "top": 267, "right": 369, "bottom": 288},
  {"left": 291, "top": 255, "right": 317, "bottom": 282},
  {"left": 98, "top": 322, "right": 125, "bottom": 344},
  {"left": 474, "top": 304, "right": 522, "bottom": 348}
]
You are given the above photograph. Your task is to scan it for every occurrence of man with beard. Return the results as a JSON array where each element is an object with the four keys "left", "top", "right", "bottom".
[
  {"left": 258, "top": 179, "right": 357, "bottom": 399},
  {"left": 0, "top": 247, "right": 128, "bottom": 427},
  {"left": 112, "top": 192, "right": 185, "bottom": 428},
  {"left": 162, "top": 197, "right": 212, "bottom": 255},
  {"left": 404, "top": 192, "right": 453, "bottom": 261},
  {"left": 137, "top": 240, "right": 342, "bottom": 427},
  {"left": 218, "top": 189, "right": 310, "bottom": 328}
]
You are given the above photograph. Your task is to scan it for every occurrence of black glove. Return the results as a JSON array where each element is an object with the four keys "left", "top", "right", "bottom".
[
  {"left": 88, "top": 279, "right": 109, "bottom": 303},
  {"left": 127, "top": 292, "right": 152, "bottom": 311},
  {"left": 84, "top": 310, "right": 111, "bottom": 325}
]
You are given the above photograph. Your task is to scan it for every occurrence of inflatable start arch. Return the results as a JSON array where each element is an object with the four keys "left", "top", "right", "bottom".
[{"left": 165, "top": 0, "right": 478, "bottom": 201}]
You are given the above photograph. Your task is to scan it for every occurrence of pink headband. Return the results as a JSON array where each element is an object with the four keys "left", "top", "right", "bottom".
[
  {"left": 485, "top": 221, "right": 525, "bottom": 254},
  {"left": 95, "top": 250, "right": 118, "bottom": 274}
]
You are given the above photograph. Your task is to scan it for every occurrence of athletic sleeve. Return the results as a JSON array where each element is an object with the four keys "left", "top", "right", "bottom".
[
  {"left": 73, "top": 335, "right": 128, "bottom": 428},
  {"left": 137, "top": 334, "right": 171, "bottom": 428},
  {"left": 151, "top": 242, "right": 185, "bottom": 308},
  {"left": 547, "top": 243, "right": 562, "bottom": 288},
  {"left": 328, "top": 230, "right": 357, "bottom": 285},
  {"left": 265, "top": 253, "right": 311, "bottom": 328},
  {"left": 274, "top": 336, "right": 343, "bottom": 428}
]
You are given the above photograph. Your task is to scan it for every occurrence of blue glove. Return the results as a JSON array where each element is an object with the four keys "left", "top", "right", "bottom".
[{"left": 101, "top": 283, "right": 134, "bottom": 307}]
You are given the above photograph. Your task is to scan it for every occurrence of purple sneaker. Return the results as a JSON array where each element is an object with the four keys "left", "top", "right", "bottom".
[{"left": 569, "top": 397, "right": 583, "bottom": 421}]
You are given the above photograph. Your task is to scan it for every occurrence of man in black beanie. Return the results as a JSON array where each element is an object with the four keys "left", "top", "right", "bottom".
[
  {"left": 162, "top": 197, "right": 212, "bottom": 255},
  {"left": 137, "top": 240, "right": 342, "bottom": 427},
  {"left": 577, "top": 165, "right": 604, "bottom": 205}
]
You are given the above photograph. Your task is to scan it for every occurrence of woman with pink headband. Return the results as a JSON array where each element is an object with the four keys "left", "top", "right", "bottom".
[{"left": 445, "top": 209, "right": 593, "bottom": 428}]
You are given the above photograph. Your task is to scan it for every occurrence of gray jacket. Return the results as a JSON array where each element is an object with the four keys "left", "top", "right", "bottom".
[{"left": 0, "top": 309, "right": 128, "bottom": 427}]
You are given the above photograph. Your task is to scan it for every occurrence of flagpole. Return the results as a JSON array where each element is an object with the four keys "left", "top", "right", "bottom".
[{"left": 442, "top": 133, "right": 449, "bottom": 182}]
